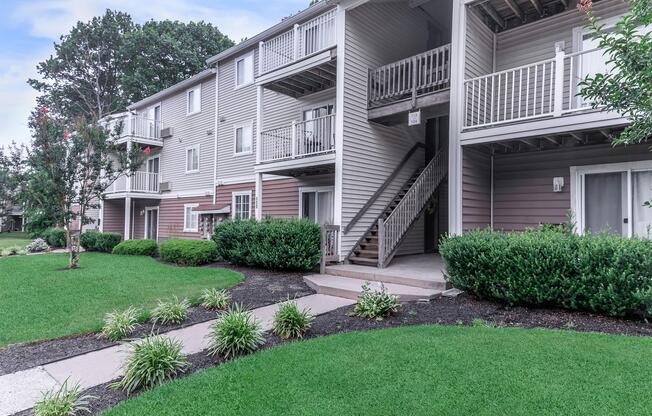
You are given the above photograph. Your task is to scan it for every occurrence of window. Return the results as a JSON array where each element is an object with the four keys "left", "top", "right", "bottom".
[
  {"left": 184, "top": 204, "right": 199, "bottom": 232},
  {"left": 232, "top": 191, "right": 252, "bottom": 220},
  {"left": 300, "top": 187, "right": 334, "bottom": 225},
  {"left": 187, "top": 85, "right": 201, "bottom": 115},
  {"left": 234, "top": 122, "right": 253, "bottom": 155},
  {"left": 235, "top": 52, "right": 254, "bottom": 88},
  {"left": 186, "top": 145, "right": 200, "bottom": 173},
  {"left": 571, "top": 161, "right": 652, "bottom": 239}
]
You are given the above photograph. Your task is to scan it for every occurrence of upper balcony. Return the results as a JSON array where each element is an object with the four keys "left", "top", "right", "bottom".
[
  {"left": 367, "top": 44, "right": 451, "bottom": 124},
  {"left": 460, "top": 0, "right": 628, "bottom": 143},
  {"left": 104, "top": 172, "right": 161, "bottom": 198},
  {"left": 103, "top": 113, "right": 169, "bottom": 147},
  {"left": 257, "top": 8, "right": 337, "bottom": 98},
  {"left": 255, "top": 113, "right": 335, "bottom": 176}
]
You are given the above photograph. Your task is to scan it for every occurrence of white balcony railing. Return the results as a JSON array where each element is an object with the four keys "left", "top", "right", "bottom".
[
  {"left": 105, "top": 172, "right": 159, "bottom": 194},
  {"left": 259, "top": 114, "right": 335, "bottom": 163},
  {"left": 369, "top": 44, "right": 451, "bottom": 107},
  {"left": 259, "top": 9, "right": 337, "bottom": 75},
  {"left": 104, "top": 114, "right": 164, "bottom": 142},
  {"left": 464, "top": 45, "right": 608, "bottom": 129}
]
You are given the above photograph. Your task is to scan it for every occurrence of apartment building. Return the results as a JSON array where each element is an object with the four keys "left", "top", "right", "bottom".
[{"left": 99, "top": 0, "right": 640, "bottom": 287}]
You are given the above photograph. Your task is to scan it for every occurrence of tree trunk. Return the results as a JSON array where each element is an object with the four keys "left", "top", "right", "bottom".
[{"left": 66, "top": 227, "right": 80, "bottom": 269}]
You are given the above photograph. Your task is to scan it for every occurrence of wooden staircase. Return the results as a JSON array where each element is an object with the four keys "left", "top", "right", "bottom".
[
  {"left": 349, "top": 167, "right": 425, "bottom": 266},
  {"left": 349, "top": 151, "right": 447, "bottom": 268}
]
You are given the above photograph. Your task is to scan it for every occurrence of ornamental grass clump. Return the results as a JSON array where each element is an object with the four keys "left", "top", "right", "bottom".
[
  {"left": 112, "top": 335, "right": 189, "bottom": 394},
  {"left": 272, "top": 300, "right": 313, "bottom": 339},
  {"left": 352, "top": 282, "right": 401, "bottom": 320},
  {"left": 207, "top": 304, "right": 264, "bottom": 358},
  {"left": 34, "top": 379, "right": 92, "bottom": 416},
  {"left": 1, "top": 245, "right": 26, "bottom": 257},
  {"left": 199, "top": 288, "right": 231, "bottom": 310},
  {"left": 151, "top": 297, "right": 189, "bottom": 325},
  {"left": 101, "top": 306, "right": 141, "bottom": 341}
]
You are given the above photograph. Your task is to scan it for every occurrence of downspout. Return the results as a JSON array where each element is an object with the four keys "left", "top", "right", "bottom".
[{"left": 212, "top": 66, "right": 219, "bottom": 205}]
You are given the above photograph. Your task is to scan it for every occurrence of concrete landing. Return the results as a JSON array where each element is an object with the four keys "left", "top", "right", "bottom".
[
  {"left": 325, "top": 254, "right": 449, "bottom": 290},
  {"left": 304, "top": 274, "right": 441, "bottom": 301}
]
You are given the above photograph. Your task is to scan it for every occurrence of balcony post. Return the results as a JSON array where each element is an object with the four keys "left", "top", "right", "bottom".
[
  {"left": 411, "top": 56, "right": 418, "bottom": 108},
  {"left": 255, "top": 172, "right": 263, "bottom": 221},
  {"left": 124, "top": 196, "right": 132, "bottom": 241},
  {"left": 293, "top": 24, "right": 300, "bottom": 61},
  {"left": 291, "top": 120, "right": 297, "bottom": 158},
  {"left": 553, "top": 41, "right": 565, "bottom": 118},
  {"left": 258, "top": 41, "right": 264, "bottom": 75},
  {"left": 125, "top": 139, "right": 133, "bottom": 192},
  {"left": 256, "top": 85, "right": 263, "bottom": 164}
]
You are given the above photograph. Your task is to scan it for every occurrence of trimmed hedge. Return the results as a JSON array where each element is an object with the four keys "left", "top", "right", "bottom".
[
  {"left": 44, "top": 228, "right": 67, "bottom": 248},
  {"left": 439, "top": 229, "right": 652, "bottom": 317},
  {"left": 213, "top": 218, "right": 321, "bottom": 271},
  {"left": 159, "top": 239, "right": 217, "bottom": 266},
  {"left": 80, "top": 231, "right": 122, "bottom": 253},
  {"left": 112, "top": 240, "right": 159, "bottom": 257}
]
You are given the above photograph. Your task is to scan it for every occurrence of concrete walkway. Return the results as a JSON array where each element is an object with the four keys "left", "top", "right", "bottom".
[{"left": 0, "top": 294, "right": 354, "bottom": 416}]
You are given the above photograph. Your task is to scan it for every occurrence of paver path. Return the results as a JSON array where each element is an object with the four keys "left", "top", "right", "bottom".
[{"left": 0, "top": 294, "right": 354, "bottom": 416}]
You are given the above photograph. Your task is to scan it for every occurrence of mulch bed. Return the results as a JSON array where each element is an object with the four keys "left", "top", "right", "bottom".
[
  {"left": 0, "top": 263, "right": 313, "bottom": 376},
  {"left": 14, "top": 292, "right": 652, "bottom": 416}
]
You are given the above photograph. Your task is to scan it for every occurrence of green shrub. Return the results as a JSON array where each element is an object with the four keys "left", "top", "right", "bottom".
[
  {"left": 213, "top": 218, "right": 321, "bottom": 271},
  {"left": 112, "top": 335, "right": 189, "bottom": 394},
  {"left": 1, "top": 245, "right": 27, "bottom": 257},
  {"left": 80, "top": 231, "right": 122, "bottom": 253},
  {"left": 207, "top": 304, "right": 264, "bottom": 358},
  {"left": 34, "top": 379, "right": 92, "bottom": 416},
  {"left": 199, "top": 288, "right": 231, "bottom": 310},
  {"left": 440, "top": 229, "right": 652, "bottom": 317},
  {"left": 44, "top": 228, "right": 67, "bottom": 248},
  {"left": 151, "top": 297, "right": 189, "bottom": 325},
  {"left": 272, "top": 300, "right": 313, "bottom": 339},
  {"left": 159, "top": 239, "right": 217, "bottom": 266},
  {"left": 101, "top": 307, "right": 141, "bottom": 341},
  {"left": 352, "top": 282, "right": 402, "bottom": 320},
  {"left": 26, "top": 238, "right": 50, "bottom": 253},
  {"left": 112, "top": 240, "right": 158, "bottom": 257}
]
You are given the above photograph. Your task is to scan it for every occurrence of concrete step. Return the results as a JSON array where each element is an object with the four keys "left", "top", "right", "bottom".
[
  {"left": 325, "top": 264, "right": 449, "bottom": 290},
  {"left": 304, "top": 274, "right": 441, "bottom": 302}
]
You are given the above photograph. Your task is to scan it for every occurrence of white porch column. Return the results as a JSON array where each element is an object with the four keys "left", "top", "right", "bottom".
[
  {"left": 125, "top": 139, "right": 133, "bottom": 192},
  {"left": 333, "top": 5, "right": 345, "bottom": 259},
  {"left": 256, "top": 86, "right": 264, "bottom": 164},
  {"left": 255, "top": 173, "right": 263, "bottom": 220},
  {"left": 124, "top": 197, "right": 132, "bottom": 240},
  {"left": 99, "top": 199, "right": 104, "bottom": 232}
]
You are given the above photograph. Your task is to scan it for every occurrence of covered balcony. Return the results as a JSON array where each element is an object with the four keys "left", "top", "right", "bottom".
[
  {"left": 104, "top": 171, "right": 161, "bottom": 198},
  {"left": 257, "top": 8, "right": 337, "bottom": 98},
  {"left": 103, "top": 113, "right": 169, "bottom": 147},
  {"left": 367, "top": 44, "right": 451, "bottom": 124},
  {"left": 256, "top": 113, "right": 335, "bottom": 176}
]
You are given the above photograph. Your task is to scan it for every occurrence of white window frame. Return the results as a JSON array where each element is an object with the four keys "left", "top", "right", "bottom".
[
  {"left": 233, "top": 121, "right": 254, "bottom": 156},
  {"left": 570, "top": 160, "right": 652, "bottom": 238},
  {"left": 232, "top": 191, "right": 252, "bottom": 220},
  {"left": 185, "top": 144, "right": 200, "bottom": 174},
  {"left": 234, "top": 51, "right": 254, "bottom": 89},
  {"left": 186, "top": 85, "right": 202, "bottom": 116},
  {"left": 183, "top": 203, "right": 199, "bottom": 232},
  {"left": 299, "top": 186, "right": 334, "bottom": 224}
]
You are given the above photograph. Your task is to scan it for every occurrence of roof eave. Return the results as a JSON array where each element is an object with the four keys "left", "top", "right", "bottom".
[{"left": 127, "top": 67, "right": 217, "bottom": 110}]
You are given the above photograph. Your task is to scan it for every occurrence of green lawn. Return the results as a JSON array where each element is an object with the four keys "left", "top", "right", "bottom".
[
  {"left": 0, "top": 253, "right": 243, "bottom": 346},
  {"left": 105, "top": 325, "right": 652, "bottom": 416},
  {"left": 0, "top": 232, "right": 30, "bottom": 250}
]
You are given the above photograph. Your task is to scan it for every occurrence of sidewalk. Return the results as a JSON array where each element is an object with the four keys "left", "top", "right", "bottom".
[{"left": 0, "top": 294, "right": 354, "bottom": 416}]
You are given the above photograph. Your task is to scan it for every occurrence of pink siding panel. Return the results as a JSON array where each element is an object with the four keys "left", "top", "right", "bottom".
[
  {"left": 159, "top": 196, "right": 213, "bottom": 240},
  {"left": 262, "top": 179, "right": 299, "bottom": 218},
  {"left": 103, "top": 200, "right": 125, "bottom": 236},
  {"left": 462, "top": 147, "right": 491, "bottom": 230}
]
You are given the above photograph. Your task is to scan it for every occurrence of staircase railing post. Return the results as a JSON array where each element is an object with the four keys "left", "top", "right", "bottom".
[
  {"left": 320, "top": 225, "right": 327, "bottom": 274},
  {"left": 377, "top": 219, "right": 385, "bottom": 269}
]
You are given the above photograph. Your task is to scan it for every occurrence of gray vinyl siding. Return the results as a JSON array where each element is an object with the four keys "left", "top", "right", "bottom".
[
  {"left": 216, "top": 46, "right": 258, "bottom": 179},
  {"left": 132, "top": 76, "right": 216, "bottom": 193},
  {"left": 395, "top": 214, "right": 425, "bottom": 256},
  {"left": 493, "top": 143, "right": 652, "bottom": 230},
  {"left": 462, "top": 147, "right": 491, "bottom": 231},
  {"left": 465, "top": 6, "right": 494, "bottom": 79},
  {"left": 341, "top": 2, "right": 430, "bottom": 255},
  {"left": 495, "top": 0, "right": 626, "bottom": 71}
]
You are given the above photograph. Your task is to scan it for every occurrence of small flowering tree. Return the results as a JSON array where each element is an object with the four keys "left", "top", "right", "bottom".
[
  {"left": 577, "top": 0, "right": 652, "bottom": 144},
  {"left": 28, "top": 106, "right": 143, "bottom": 268}
]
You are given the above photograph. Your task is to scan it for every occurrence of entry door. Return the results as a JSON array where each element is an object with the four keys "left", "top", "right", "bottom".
[
  {"left": 580, "top": 168, "right": 652, "bottom": 238},
  {"left": 147, "top": 105, "right": 161, "bottom": 138},
  {"left": 145, "top": 208, "right": 159, "bottom": 241},
  {"left": 302, "top": 104, "right": 334, "bottom": 152},
  {"left": 301, "top": 188, "right": 334, "bottom": 225},
  {"left": 146, "top": 157, "right": 159, "bottom": 192}
]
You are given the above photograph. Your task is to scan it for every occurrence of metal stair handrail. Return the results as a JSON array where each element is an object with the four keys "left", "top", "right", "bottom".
[{"left": 378, "top": 151, "right": 446, "bottom": 268}]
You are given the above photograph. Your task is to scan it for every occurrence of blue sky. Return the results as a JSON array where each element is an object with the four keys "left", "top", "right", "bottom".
[{"left": 0, "top": 0, "right": 307, "bottom": 146}]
